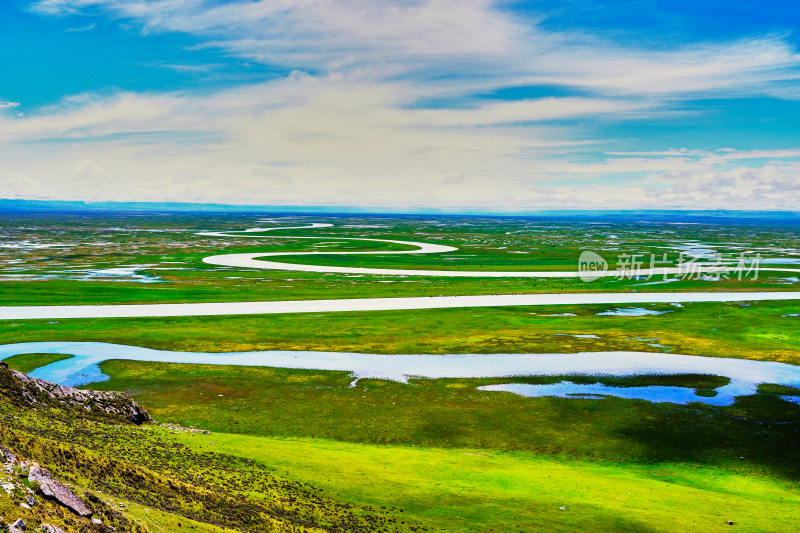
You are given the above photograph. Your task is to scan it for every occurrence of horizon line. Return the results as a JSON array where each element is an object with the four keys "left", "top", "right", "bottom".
[{"left": 1, "top": 198, "right": 800, "bottom": 218}]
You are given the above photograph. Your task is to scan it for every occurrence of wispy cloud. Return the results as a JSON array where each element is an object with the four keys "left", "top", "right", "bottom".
[
  {"left": 0, "top": 101, "right": 21, "bottom": 109},
  {"left": 28, "top": 1, "right": 800, "bottom": 97},
  {"left": 606, "top": 148, "right": 800, "bottom": 161},
  {"left": 11, "top": 0, "right": 800, "bottom": 210},
  {"left": 65, "top": 22, "right": 96, "bottom": 31},
  {"left": 147, "top": 62, "right": 220, "bottom": 74}
]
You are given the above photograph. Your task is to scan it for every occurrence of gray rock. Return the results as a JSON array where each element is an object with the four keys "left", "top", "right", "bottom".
[
  {"left": 0, "top": 444, "right": 17, "bottom": 464},
  {"left": 0, "top": 362, "right": 150, "bottom": 425},
  {"left": 40, "top": 525, "right": 67, "bottom": 533},
  {"left": 9, "top": 518, "right": 27, "bottom": 532},
  {"left": 28, "top": 463, "right": 92, "bottom": 517},
  {"left": 25, "top": 495, "right": 36, "bottom": 507}
]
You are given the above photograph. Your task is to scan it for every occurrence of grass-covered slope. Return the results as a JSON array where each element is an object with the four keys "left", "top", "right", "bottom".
[
  {"left": 0, "top": 362, "right": 421, "bottom": 533},
  {"left": 69, "top": 356, "right": 800, "bottom": 532},
  {"left": 174, "top": 432, "right": 800, "bottom": 533},
  {"left": 87, "top": 360, "right": 800, "bottom": 479}
]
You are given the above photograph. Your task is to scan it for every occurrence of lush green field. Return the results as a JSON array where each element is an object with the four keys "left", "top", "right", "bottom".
[
  {"left": 85, "top": 359, "right": 800, "bottom": 479},
  {"left": 2, "top": 352, "right": 73, "bottom": 373},
  {"left": 3, "top": 350, "right": 798, "bottom": 532},
  {"left": 0, "top": 393, "right": 410, "bottom": 533},
  {"left": 2, "top": 273, "right": 794, "bottom": 307},
  {"left": 5, "top": 374, "right": 799, "bottom": 533},
  {"left": 1, "top": 212, "right": 797, "bottom": 306},
  {"left": 173, "top": 431, "right": 800, "bottom": 533},
  {"left": 3, "top": 213, "right": 800, "bottom": 531}
]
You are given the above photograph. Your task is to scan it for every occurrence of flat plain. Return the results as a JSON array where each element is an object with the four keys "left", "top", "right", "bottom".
[{"left": 2, "top": 212, "right": 800, "bottom": 532}]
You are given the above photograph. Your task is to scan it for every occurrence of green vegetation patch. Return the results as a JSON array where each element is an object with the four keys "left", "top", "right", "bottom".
[
  {"left": 1, "top": 213, "right": 796, "bottom": 306},
  {"left": 2, "top": 352, "right": 74, "bottom": 374},
  {"left": 0, "top": 397, "right": 418, "bottom": 532},
  {"left": 87, "top": 360, "right": 800, "bottom": 480},
  {"left": 173, "top": 431, "right": 800, "bottom": 533},
  {"left": 759, "top": 383, "right": 800, "bottom": 396}
]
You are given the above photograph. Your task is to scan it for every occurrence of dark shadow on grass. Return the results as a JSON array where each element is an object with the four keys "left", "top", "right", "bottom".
[{"left": 611, "top": 395, "right": 800, "bottom": 479}]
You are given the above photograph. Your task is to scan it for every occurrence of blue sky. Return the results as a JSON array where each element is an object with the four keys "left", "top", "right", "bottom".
[{"left": 2, "top": 0, "right": 800, "bottom": 210}]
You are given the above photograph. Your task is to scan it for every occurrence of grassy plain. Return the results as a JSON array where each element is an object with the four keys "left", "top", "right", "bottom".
[
  {"left": 0, "top": 393, "right": 411, "bottom": 532},
  {"left": 85, "top": 359, "right": 800, "bottom": 478},
  {"left": 173, "top": 432, "right": 800, "bottom": 533},
  {"left": 4, "top": 377, "right": 798, "bottom": 533},
  {"left": 1, "top": 213, "right": 798, "bottom": 306},
  {"left": 3, "top": 213, "right": 800, "bottom": 531},
  {"left": 2, "top": 352, "right": 73, "bottom": 373}
]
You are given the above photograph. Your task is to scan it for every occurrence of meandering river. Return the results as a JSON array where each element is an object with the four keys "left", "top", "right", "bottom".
[
  {"left": 1, "top": 342, "right": 799, "bottom": 406},
  {"left": 3, "top": 223, "right": 800, "bottom": 407}
]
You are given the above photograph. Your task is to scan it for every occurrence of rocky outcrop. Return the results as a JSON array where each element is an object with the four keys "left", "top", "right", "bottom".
[
  {"left": 160, "top": 423, "right": 210, "bottom": 434},
  {"left": 3, "top": 443, "right": 93, "bottom": 519},
  {"left": 0, "top": 444, "right": 17, "bottom": 464},
  {"left": 0, "top": 361, "right": 150, "bottom": 425},
  {"left": 28, "top": 463, "right": 92, "bottom": 517},
  {"left": 40, "top": 525, "right": 66, "bottom": 533}
]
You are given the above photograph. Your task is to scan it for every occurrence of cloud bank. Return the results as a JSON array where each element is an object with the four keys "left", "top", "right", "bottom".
[{"left": 2, "top": 0, "right": 800, "bottom": 210}]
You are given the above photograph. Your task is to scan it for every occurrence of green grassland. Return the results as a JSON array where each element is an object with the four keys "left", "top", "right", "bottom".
[
  {"left": 4, "top": 377, "right": 799, "bottom": 533},
  {"left": 3, "top": 213, "right": 800, "bottom": 531},
  {"left": 6, "top": 352, "right": 800, "bottom": 532},
  {"left": 173, "top": 432, "right": 800, "bottom": 533},
  {"left": 0, "top": 489, "right": 240, "bottom": 533},
  {"left": 0, "top": 397, "right": 414, "bottom": 533},
  {"left": 2, "top": 352, "right": 74, "bottom": 373},
  {"left": 85, "top": 359, "right": 800, "bottom": 478},
  {"left": 1, "top": 271, "right": 793, "bottom": 308},
  {"left": 1, "top": 213, "right": 797, "bottom": 306}
]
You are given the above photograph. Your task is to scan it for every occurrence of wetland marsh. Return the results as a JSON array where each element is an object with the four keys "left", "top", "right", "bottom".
[{"left": 2, "top": 211, "right": 800, "bottom": 532}]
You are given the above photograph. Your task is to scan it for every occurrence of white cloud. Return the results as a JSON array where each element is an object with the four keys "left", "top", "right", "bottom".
[
  {"left": 70, "top": 158, "right": 108, "bottom": 178},
  {"left": 608, "top": 148, "right": 800, "bottom": 160},
  {"left": 65, "top": 22, "right": 96, "bottom": 31},
  {"left": 32, "top": 0, "right": 522, "bottom": 67},
  {"left": 11, "top": 0, "right": 800, "bottom": 210},
  {"left": 0, "top": 101, "right": 21, "bottom": 109},
  {"left": 528, "top": 149, "right": 800, "bottom": 179},
  {"left": 28, "top": 0, "right": 800, "bottom": 98},
  {"left": 523, "top": 38, "right": 800, "bottom": 96},
  {"left": 407, "top": 97, "right": 652, "bottom": 127}
]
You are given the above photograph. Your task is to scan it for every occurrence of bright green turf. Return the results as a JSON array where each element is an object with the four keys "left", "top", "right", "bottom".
[
  {"left": 2, "top": 352, "right": 74, "bottom": 374},
  {"left": 172, "top": 431, "right": 800, "bottom": 533},
  {"left": 85, "top": 360, "right": 800, "bottom": 481},
  {"left": 121, "top": 502, "right": 241, "bottom": 533},
  {"left": 1, "top": 399, "right": 406, "bottom": 532},
  {"left": 2, "top": 274, "right": 792, "bottom": 306}
]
